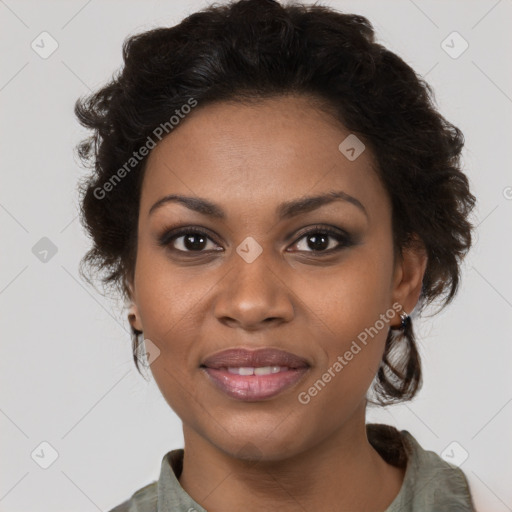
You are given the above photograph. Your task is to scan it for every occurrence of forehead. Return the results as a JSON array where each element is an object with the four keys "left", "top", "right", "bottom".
[{"left": 140, "top": 95, "right": 386, "bottom": 221}]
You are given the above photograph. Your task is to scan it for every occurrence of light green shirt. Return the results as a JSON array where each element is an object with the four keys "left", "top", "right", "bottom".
[{"left": 109, "top": 423, "right": 476, "bottom": 511}]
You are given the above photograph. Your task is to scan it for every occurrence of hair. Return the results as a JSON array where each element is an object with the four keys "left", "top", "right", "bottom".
[{"left": 74, "top": 0, "right": 475, "bottom": 405}]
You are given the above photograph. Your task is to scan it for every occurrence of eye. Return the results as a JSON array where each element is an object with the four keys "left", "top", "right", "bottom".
[
  {"left": 158, "top": 224, "right": 354, "bottom": 255},
  {"left": 290, "top": 225, "right": 353, "bottom": 254},
  {"left": 158, "top": 227, "right": 221, "bottom": 253}
]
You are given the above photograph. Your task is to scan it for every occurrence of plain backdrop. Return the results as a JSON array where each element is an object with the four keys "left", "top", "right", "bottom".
[{"left": 1, "top": 0, "right": 511, "bottom": 511}]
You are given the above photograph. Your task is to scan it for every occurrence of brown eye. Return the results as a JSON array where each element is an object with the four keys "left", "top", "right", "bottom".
[
  {"left": 290, "top": 226, "right": 353, "bottom": 253},
  {"left": 158, "top": 227, "right": 221, "bottom": 253},
  {"left": 174, "top": 232, "right": 212, "bottom": 251}
]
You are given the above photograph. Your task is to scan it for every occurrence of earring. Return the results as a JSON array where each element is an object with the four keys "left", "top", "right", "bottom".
[
  {"left": 399, "top": 310, "right": 410, "bottom": 329},
  {"left": 391, "top": 308, "right": 410, "bottom": 330}
]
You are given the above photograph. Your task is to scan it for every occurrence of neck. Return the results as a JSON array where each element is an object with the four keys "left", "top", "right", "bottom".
[{"left": 178, "top": 403, "right": 405, "bottom": 512}]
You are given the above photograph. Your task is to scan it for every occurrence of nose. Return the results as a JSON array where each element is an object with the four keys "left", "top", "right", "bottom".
[{"left": 213, "top": 249, "right": 295, "bottom": 331}]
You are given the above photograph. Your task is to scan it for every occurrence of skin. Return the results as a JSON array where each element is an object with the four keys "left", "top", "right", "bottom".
[{"left": 128, "top": 94, "right": 427, "bottom": 512}]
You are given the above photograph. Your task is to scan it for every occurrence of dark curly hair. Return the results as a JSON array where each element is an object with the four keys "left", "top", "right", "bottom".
[{"left": 74, "top": 0, "right": 475, "bottom": 405}]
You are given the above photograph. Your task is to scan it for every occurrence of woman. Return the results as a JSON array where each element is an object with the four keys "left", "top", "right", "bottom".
[{"left": 75, "top": 0, "right": 477, "bottom": 510}]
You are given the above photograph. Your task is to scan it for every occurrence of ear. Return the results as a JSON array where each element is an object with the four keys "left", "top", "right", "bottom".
[
  {"left": 391, "top": 235, "right": 428, "bottom": 316},
  {"left": 126, "top": 280, "right": 143, "bottom": 332},
  {"left": 128, "top": 303, "right": 143, "bottom": 332}
]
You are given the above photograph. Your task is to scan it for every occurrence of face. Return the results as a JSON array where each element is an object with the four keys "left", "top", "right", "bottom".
[{"left": 129, "top": 95, "right": 424, "bottom": 461}]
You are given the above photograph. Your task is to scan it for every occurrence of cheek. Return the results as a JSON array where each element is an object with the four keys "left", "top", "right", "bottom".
[
  {"left": 132, "top": 245, "right": 189, "bottom": 359},
  {"left": 307, "top": 247, "right": 394, "bottom": 333},
  {"left": 132, "top": 249, "right": 201, "bottom": 417},
  {"left": 303, "top": 248, "right": 395, "bottom": 389},
  {"left": 133, "top": 238, "right": 201, "bottom": 330}
]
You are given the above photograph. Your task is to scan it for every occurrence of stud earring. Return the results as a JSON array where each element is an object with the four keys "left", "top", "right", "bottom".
[{"left": 391, "top": 308, "right": 410, "bottom": 331}]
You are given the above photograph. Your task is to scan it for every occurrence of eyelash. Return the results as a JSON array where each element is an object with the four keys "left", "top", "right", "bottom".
[{"left": 157, "top": 224, "right": 354, "bottom": 256}]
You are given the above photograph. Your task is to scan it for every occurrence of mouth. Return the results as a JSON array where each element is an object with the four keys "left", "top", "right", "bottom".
[{"left": 200, "top": 348, "right": 310, "bottom": 401}]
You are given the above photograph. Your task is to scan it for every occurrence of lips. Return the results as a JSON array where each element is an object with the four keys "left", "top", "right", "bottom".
[
  {"left": 201, "top": 347, "right": 310, "bottom": 370},
  {"left": 200, "top": 348, "right": 311, "bottom": 401}
]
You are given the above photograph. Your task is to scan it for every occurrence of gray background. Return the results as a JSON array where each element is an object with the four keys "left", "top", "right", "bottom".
[{"left": 1, "top": 0, "right": 511, "bottom": 510}]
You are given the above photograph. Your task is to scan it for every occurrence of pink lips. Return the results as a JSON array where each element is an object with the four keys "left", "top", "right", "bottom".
[{"left": 200, "top": 348, "right": 310, "bottom": 401}]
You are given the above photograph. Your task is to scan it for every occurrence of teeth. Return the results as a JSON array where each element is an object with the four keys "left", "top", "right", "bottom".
[
  {"left": 255, "top": 366, "right": 282, "bottom": 375},
  {"left": 226, "top": 366, "right": 285, "bottom": 376}
]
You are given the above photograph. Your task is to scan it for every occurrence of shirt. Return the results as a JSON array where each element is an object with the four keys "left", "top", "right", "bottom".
[{"left": 108, "top": 423, "right": 476, "bottom": 511}]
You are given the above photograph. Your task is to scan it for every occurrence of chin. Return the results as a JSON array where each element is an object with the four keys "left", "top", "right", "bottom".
[{"left": 210, "top": 422, "right": 308, "bottom": 463}]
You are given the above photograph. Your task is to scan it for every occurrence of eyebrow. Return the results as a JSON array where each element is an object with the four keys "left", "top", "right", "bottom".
[{"left": 148, "top": 190, "right": 368, "bottom": 220}]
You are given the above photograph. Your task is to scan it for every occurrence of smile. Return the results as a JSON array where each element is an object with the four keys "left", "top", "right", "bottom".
[
  {"left": 201, "top": 366, "right": 309, "bottom": 401},
  {"left": 226, "top": 366, "right": 287, "bottom": 375},
  {"left": 200, "top": 347, "right": 311, "bottom": 401}
]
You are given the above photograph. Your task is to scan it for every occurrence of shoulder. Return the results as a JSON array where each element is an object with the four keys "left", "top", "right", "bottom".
[
  {"left": 106, "top": 481, "right": 158, "bottom": 512},
  {"left": 105, "top": 449, "right": 187, "bottom": 512},
  {"left": 367, "top": 423, "right": 476, "bottom": 511},
  {"left": 400, "top": 430, "right": 476, "bottom": 510}
]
